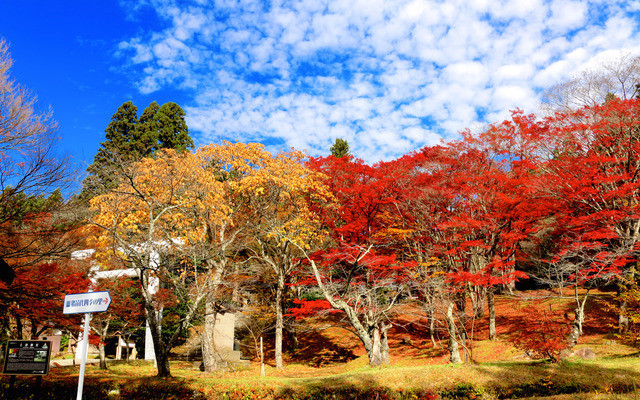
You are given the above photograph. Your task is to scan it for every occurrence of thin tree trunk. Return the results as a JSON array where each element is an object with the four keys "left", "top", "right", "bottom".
[
  {"left": 446, "top": 302, "right": 462, "bottom": 364},
  {"left": 145, "top": 302, "right": 171, "bottom": 377},
  {"left": 474, "top": 287, "right": 485, "bottom": 318},
  {"left": 567, "top": 289, "right": 589, "bottom": 350},
  {"left": 29, "top": 319, "right": 38, "bottom": 339},
  {"left": 274, "top": 272, "right": 285, "bottom": 369},
  {"left": 284, "top": 324, "right": 299, "bottom": 352},
  {"left": 618, "top": 300, "right": 629, "bottom": 333},
  {"left": 15, "top": 315, "right": 23, "bottom": 340},
  {"left": 202, "top": 297, "right": 218, "bottom": 372},
  {"left": 429, "top": 307, "right": 437, "bottom": 348},
  {"left": 488, "top": 288, "right": 496, "bottom": 341},
  {"left": 455, "top": 291, "right": 467, "bottom": 315},
  {"left": 617, "top": 268, "right": 634, "bottom": 333},
  {"left": 99, "top": 321, "right": 110, "bottom": 370},
  {"left": 98, "top": 343, "right": 107, "bottom": 369},
  {"left": 304, "top": 257, "right": 396, "bottom": 367},
  {"left": 232, "top": 263, "right": 239, "bottom": 304},
  {"left": 380, "top": 323, "right": 390, "bottom": 365}
]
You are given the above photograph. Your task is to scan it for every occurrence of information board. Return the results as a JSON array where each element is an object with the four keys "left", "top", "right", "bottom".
[{"left": 2, "top": 340, "right": 51, "bottom": 375}]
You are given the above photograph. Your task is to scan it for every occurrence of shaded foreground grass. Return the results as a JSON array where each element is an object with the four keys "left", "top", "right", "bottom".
[{"left": 2, "top": 354, "right": 640, "bottom": 399}]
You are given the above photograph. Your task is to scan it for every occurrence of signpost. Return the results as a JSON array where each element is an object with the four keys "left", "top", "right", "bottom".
[
  {"left": 63, "top": 291, "right": 111, "bottom": 314},
  {"left": 63, "top": 291, "right": 111, "bottom": 400}
]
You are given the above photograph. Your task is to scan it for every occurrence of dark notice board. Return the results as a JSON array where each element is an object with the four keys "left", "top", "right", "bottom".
[{"left": 2, "top": 340, "right": 51, "bottom": 375}]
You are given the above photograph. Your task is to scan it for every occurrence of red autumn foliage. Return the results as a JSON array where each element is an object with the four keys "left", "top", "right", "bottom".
[
  {"left": 509, "top": 305, "right": 572, "bottom": 362},
  {"left": 1, "top": 260, "right": 90, "bottom": 338}
]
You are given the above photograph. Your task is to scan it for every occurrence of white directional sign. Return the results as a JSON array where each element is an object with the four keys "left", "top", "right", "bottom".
[
  {"left": 63, "top": 290, "right": 112, "bottom": 399},
  {"left": 63, "top": 291, "right": 111, "bottom": 314}
]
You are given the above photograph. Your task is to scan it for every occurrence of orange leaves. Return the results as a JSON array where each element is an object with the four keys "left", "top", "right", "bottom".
[
  {"left": 199, "top": 142, "right": 332, "bottom": 251},
  {"left": 89, "top": 148, "right": 228, "bottom": 251},
  {"left": 89, "top": 141, "right": 331, "bottom": 269}
]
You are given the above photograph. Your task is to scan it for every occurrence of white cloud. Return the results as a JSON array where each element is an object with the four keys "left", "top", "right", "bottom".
[
  {"left": 117, "top": 0, "right": 640, "bottom": 163},
  {"left": 547, "top": 0, "right": 587, "bottom": 33}
]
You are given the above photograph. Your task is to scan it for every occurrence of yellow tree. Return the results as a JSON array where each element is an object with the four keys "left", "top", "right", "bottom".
[
  {"left": 89, "top": 149, "right": 227, "bottom": 377},
  {"left": 191, "top": 142, "right": 273, "bottom": 372},
  {"left": 200, "top": 142, "right": 331, "bottom": 369}
]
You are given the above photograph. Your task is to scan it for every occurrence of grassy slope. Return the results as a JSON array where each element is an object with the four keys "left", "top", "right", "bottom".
[
  {"left": 29, "top": 355, "right": 639, "bottom": 399},
  {"left": 4, "top": 290, "right": 640, "bottom": 399}
]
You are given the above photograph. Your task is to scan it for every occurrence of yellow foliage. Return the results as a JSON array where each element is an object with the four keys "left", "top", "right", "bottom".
[{"left": 89, "top": 143, "right": 334, "bottom": 265}]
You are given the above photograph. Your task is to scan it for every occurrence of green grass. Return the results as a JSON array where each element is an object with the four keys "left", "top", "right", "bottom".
[{"left": 3, "top": 355, "right": 638, "bottom": 399}]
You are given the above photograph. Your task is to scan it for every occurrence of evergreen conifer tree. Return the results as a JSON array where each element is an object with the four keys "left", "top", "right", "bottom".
[
  {"left": 80, "top": 101, "right": 194, "bottom": 200},
  {"left": 156, "top": 102, "right": 193, "bottom": 151},
  {"left": 330, "top": 138, "right": 350, "bottom": 158}
]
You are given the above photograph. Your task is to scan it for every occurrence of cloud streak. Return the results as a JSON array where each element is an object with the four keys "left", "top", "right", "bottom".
[{"left": 117, "top": 0, "right": 640, "bottom": 162}]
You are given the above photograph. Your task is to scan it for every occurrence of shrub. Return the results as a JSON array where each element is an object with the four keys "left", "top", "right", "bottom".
[
  {"left": 508, "top": 304, "right": 571, "bottom": 362},
  {"left": 440, "top": 383, "right": 486, "bottom": 399}
]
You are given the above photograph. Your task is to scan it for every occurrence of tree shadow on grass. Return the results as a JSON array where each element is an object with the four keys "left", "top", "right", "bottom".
[
  {"left": 275, "top": 373, "right": 436, "bottom": 400},
  {"left": 472, "top": 358, "right": 640, "bottom": 398},
  {"left": 287, "top": 327, "right": 359, "bottom": 367}
]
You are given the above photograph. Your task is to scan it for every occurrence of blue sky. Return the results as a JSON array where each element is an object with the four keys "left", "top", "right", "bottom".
[{"left": 2, "top": 0, "right": 640, "bottom": 190}]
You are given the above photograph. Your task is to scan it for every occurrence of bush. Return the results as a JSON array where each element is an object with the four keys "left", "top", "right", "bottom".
[
  {"left": 508, "top": 304, "right": 571, "bottom": 362},
  {"left": 440, "top": 383, "right": 486, "bottom": 399},
  {"left": 497, "top": 377, "right": 583, "bottom": 398}
]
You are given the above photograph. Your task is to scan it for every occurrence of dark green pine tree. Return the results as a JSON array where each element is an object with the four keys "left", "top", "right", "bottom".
[
  {"left": 81, "top": 101, "right": 140, "bottom": 198},
  {"left": 156, "top": 102, "right": 193, "bottom": 151},
  {"left": 80, "top": 100, "right": 194, "bottom": 200},
  {"left": 330, "top": 138, "right": 350, "bottom": 158},
  {"left": 136, "top": 100, "right": 162, "bottom": 155}
]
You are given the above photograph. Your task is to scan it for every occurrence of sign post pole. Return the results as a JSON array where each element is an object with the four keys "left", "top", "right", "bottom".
[
  {"left": 62, "top": 290, "right": 111, "bottom": 400},
  {"left": 76, "top": 313, "right": 90, "bottom": 400}
]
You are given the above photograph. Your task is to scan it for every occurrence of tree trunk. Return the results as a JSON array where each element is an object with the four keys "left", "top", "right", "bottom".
[
  {"left": 368, "top": 325, "right": 383, "bottom": 366},
  {"left": 202, "top": 297, "right": 218, "bottom": 372},
  {"left": 145, "top": 303, "right": 171, "bottom": 377},
  {"left": 341, "top": 307, "right": 377, "bottom": 365},
  {"left": 274, "top": 272, "right": 285, "bottom": 369},
  {"left": 284, "top": 324, "right": 299, "bottom": 352},
  {"left": 429, "top": 307, "right": 437, "bottom": 348},
  {"left": 488, "top": 288, "right": 496, "bottom": 341},
  {"left": 617, "top": 269, "right": 634, "bottom": 333},
  {"left": 99, "top": 321, "right": 110, "bottom": 370},
  {"left": 473, "top": 287, "right": 485, "bottom": 319},
  {"left": 455, "top": 291, "right": 467, "bottom": 315},
  {"left": 305, "top": 257, "right": 396, "bottom": 367},
  {"left": 15, "top": 315, "right": 23, "bottom": 339},
  {"left": 202, "top": 257, "right": 226, "bottom": 372},
  {"left": 446, "top": 302, "right": 462, "bottom": 364},
  {"left": 618, "top": 300, "right": 629, "bottom": 333},
  {"left": 567, "top": 289, "right": 589, "bottom": 350},
  {"left": 155, "top": 348, "right": 171, "bottom": 377},
  {"left": 567, "top": 315, "right": 582, "bottom": 349},
  {"left": 98, "top": 342, "right": 107, "bottom": 369},
  {"left": 380, "top": 323, "right": 390, "bottom": 365},
  {"left": 29, "top": 319, "right": 38, "bottom": 339},
  {"left": 232, "top": 263, "right": 239, "bottom": 304},
  {"left": 461, "top": 330, "right": 468, "bottom": 363}
]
